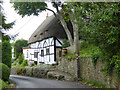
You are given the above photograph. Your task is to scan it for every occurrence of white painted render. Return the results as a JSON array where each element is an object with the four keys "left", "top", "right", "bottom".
[{"left": 23, "top": 37, "right": 62, "bottom": 65}]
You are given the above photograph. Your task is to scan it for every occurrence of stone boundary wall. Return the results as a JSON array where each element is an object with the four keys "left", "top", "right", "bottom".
[
  {"left": 10, "top": 66, "right": 65, "bottom": 80},
  {"left": 56, "top": 58, "right": 77, "bottom": 77},
  {"left": 56, "top": 57, "right": 119, "bottom": 88}
]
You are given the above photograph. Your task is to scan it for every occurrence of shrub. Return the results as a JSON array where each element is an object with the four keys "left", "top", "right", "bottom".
[
  {"left": 18, "top": 54, "right": 24, "bottom": 64},
  {"left": 21, "top": 60, "right": 28, "bottom": 67},
  {"left": 17, "top": 67, "right": 26, "bottom": 75},
  {"left": 30, "top": 63, "right": 35, "bottom": 67},
  {"left": 0, "top": 79, "right": 8, "bottom": 89},
  {"left": 62, "top": 39, "right": 70, "bottom": 48},
  {"left": 2, "top": 40, "right": 12, "bottom": 68},
  {"left": 0, "top": 63, "right": 10, "bottom": 81},
  {"left": 14, "top": 39, "right": 28, "bottom": 59}
]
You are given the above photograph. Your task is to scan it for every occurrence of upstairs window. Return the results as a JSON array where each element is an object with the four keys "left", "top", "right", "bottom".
[{"left": 46, "top": 48, "right": 50, "bottom": 55}]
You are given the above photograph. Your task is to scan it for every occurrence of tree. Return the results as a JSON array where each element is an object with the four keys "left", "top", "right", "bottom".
[
  {"left": 2, "top": 40, "right": 12, "bottom": 68},
  {"left": 0, "top": 2, "right": 15, "bottom": 69},
  {"left": 12, "top": 2, "right": 74, "bottom": 46},
  {"left": 14, "top": 39, "right": 28, "bottom": 59}
]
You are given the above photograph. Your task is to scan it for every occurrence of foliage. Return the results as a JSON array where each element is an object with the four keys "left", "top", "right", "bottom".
[
  {"left": 79, "top": 41, "right": 101, "bottom": 57},
  {"left": 91, "top": 54, "right": 99, "bottom": 68},
  {"left": 2, "top": 40, "right": 12, "bottom": 68},
  {"left": 0, "top": 63, "right": 10, "bottom": 81},
  {"left": 1, "top": 15, "right": 14, "bottom": 30},
  {"left": 21, "top": 60, "right": 28, "bottom": 67},
  {"left": 86, "top": 80, "right": 106, "bottom": 88},
  {"left": 64, "top": 51, "right": 77, "bottom": 60},
  {"left": 14, "top": 39, "right": 28, "bottom": 59},
  {"left": 69, "top": 2, "right": 120, "bottom": 75},
  {"left": 12, "top": 2, "right": 74, "bottom": 47},
  {"left": 62, "top": 39, "right": 70, "bottom": 48},
  {"left": 16, "top": 66, "right": 26, "bottom": 75},
  {"left": 18, "top": 54, "right": 24, "bottom": 64},
  {"left": 30, "top": 63, "right": 35, "bottom": 67},
  {"left": 13, "top": 2, "right": 47, "bottom": 17},
  {"left": 0, "top": 3, "right": 14, "bottom": 39},
  {"left": 0, "top": 79, "right": 8, "bottom": 89}
]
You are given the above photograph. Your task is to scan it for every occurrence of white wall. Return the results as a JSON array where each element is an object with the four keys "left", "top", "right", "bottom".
[{"left": 23, "top": 37, "right": 62, "bottom": 65}]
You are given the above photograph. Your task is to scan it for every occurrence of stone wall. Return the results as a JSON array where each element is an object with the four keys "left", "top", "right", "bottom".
[
  {"left": 56, "top": 58, "right": 77, "bottom": 77},
  {"left": 56, "top": 57, "right": 119, "bottom": 88}
]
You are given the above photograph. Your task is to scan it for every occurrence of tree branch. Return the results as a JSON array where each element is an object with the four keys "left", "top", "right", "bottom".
[{"left": 45, "top": 8, "right": 56, "bottom": 17}]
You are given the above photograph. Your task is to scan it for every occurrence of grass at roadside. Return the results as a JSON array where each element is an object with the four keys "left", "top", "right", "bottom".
[{"left": 80, "top": 79, "right": 106, "bottom": 88}]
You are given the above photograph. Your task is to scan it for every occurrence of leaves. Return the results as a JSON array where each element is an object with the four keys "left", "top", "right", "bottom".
[{"left": 13, "top": 2, "right": 47, "bottom": 17}]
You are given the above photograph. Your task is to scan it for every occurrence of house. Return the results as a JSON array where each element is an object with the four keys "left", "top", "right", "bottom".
[
  {"left": 12, "top": 46, "right": 15, "bottom": 60},
  {"left": 23, "top": 15, "right": 73, "bottom": 65}
]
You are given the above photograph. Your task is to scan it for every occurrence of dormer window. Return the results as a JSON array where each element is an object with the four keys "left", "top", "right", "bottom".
[{"left": 34, "top": 35, "right": 37, "bottom": 37}]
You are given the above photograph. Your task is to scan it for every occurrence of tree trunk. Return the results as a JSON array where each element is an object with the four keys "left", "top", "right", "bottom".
[
  {"left": 71, "top": 17, "right": 80, "bottom": 79},
  {"left": 57, "top": 11, "right": 74, "bottom": 46}
]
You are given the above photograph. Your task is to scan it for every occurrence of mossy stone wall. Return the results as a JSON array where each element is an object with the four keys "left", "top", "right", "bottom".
[{"left": 57, "top": 57, "right": 119, "bottom": 88}]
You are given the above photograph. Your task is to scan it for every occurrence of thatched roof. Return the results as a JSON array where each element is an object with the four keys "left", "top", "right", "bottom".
[{"left": 28, "top": 15, "right": 73, "bottom": 44}]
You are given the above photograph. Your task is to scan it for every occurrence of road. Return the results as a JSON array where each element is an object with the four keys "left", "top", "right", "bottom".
[{"left": 10, "top": 75, "right": 92, "bottom": 88}]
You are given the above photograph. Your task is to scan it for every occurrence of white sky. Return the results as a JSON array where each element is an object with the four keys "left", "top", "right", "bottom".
[{"left": 2, "top": 0, "right": 55, "bottom": 42}]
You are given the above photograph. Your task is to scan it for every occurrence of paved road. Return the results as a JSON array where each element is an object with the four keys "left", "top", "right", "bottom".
[{"left": 10, "top": 75, "right": 92, "bottom": 88}]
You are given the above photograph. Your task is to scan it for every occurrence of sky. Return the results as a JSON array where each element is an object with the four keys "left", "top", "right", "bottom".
[{"left": 2, "top": 0, "right": 55, "bottom": 42}]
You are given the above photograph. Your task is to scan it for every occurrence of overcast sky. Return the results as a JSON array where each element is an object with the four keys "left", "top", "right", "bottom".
[{"left": 2, "top": 0, "right": 55, "bottom": 42}]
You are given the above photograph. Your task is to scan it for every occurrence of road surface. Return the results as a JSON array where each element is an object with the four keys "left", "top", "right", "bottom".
[{"left": 10, "top": 75, "right": 92, "bottom": 88}]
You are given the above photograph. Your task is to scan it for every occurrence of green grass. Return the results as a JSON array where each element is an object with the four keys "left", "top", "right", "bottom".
[
  {"left": 63, "top": 41, "right": 101, "bottom": 60},
  {"left": 79, "top": 41, "right": 101, "bottom": 57},
  {"left": 81, "top": 79, "right": 106, "bottom": 88},
  {"left": 63, "top": 52, "right": 77, "bottom": 59},
  {"left": 64, "top": 41, "right": 101, "bottom": 59}
]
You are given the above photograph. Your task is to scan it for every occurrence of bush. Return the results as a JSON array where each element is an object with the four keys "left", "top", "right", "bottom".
[
  {"left": 0, "top": 79, "right": 8, "bottom": 89},
  {"left": 30, "top": 63, "right": 35, "bottom": 67},
  {"left": 2, "top": 40, "right": 12, "bottom": 68},
  {"left": 21, "top": 60, "right": 28, "bottom": 67},
  {"left": 18, "top": 54, "right": 24, "bottom": 64},
  {"left": 0, "top": 63, "right": 10, "bottom": 81},
  {"left": 17, "top": 67, "right": 26, "bottom": 75},
  {"left": 62, "top": 39, "right": 70, "bottom": 48},
  {"left": 14, "top": 39, "right": 28, "bottom": 59}
]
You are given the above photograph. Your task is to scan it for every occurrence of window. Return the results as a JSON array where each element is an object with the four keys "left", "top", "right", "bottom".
[
  {"left": 46, "top": 48, "right": 50, "bottom": 55},
  {"left": 41, "top": 50, "right": 44, "bottom": 57},
  {"left": 34, "top": 52, "right": 38, "bottom": 58},
  {"left": 27, "top": 50, "right": 28, "bottom": 58}
]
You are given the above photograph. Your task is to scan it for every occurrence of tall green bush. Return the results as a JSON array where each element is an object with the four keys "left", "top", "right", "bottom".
[
  {"left": 0, "top": 63, "right": 10, "bottom": 81},
  {"left": 2, "top": 40, "right": 12, "bottom": 68},
  {"left": 14, "top": 39, "right": 28, "bottom": 59},
  {"left": 18, "top": 54, "right": 24, "bottom": 64}
]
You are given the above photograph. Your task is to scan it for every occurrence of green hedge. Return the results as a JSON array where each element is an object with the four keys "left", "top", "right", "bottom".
[
  {"left": 2, "top": 40, "right": 12, "bottom": 68},
  {"left": 0, "top": 63, "right": 10, "bottom": 81}
]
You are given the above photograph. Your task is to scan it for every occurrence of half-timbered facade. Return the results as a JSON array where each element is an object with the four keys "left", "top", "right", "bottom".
[{"left": 23, "top": 14, "right": 73, "bottom": 65}]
